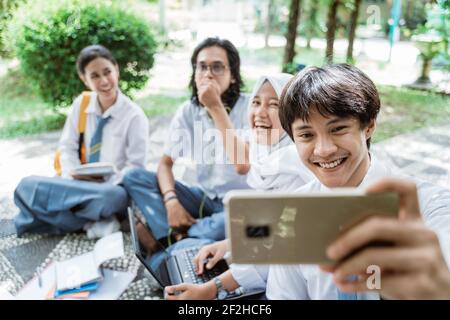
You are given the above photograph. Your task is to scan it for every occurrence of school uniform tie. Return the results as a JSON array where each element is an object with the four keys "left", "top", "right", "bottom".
[
  {"left": 337, "top": 275, "right": 358, "bottom": 300},
  {"left": 88, "top": 115, "right": 111, "bottom": 163}
]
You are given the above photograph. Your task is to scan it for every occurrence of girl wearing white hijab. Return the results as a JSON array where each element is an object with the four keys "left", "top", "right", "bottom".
[
  {"left": 165, "top": 74, "right": 314, "bottom": 300},
  {"left": 246, "top": 74, "right": 313, "bottom": 191}
]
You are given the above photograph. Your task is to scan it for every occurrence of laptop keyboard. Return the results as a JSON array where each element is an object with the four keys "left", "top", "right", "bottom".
[{"left": 182, "top": 247, "right": 224, "bottom": 284}]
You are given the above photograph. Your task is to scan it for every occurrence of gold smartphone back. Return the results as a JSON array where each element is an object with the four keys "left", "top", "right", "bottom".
[{"left": 224, "top": 190, "right": 399, "bottom": 265}]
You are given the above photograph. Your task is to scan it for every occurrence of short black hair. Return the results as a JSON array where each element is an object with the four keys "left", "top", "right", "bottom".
[
  {"left": 279, "top": 64, "right": 380, "bottom": 148},
  {"left": 189, "top": 37, "right": 243, "bottom": 109},
  {"left": 76, "top": 45, "right": 118, "bottom": 75}
]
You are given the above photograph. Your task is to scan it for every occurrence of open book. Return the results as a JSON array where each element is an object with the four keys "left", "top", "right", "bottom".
[
  {"left": 55, "top": 232, "right": 124, "bottom": 291},
  {"left": 70, "top": 162, "right": 117, "bottom": 178}
]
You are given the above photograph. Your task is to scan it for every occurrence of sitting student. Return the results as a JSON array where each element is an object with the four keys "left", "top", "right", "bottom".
[
  {"left": 122, "top": 38, "right": 252, "bottom": 245},
  {"left": 164, "top": 73, "right": 314, "bottom": 300},
  {"left": 14, "top": 45, "right": 149, "bottom": 236},
  {"left": 265, "top": 63, "right": 450, "bottom": 299},
  {"left": 322, "top": 178, "right": 450, "bottom": 300}
]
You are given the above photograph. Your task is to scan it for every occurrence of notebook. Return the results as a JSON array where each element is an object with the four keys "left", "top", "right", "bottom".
[
  {"left": 55, "top": 232, "right": 124, "bottom": 291},
  {"left": 70, "top": 162, "right": 116, "bottom": 178},
  {"left": 16, "top": 262, "right": 135, "bottom": 300}
]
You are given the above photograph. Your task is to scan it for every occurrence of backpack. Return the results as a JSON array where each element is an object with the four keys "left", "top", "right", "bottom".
[{"left": 54, "top": 92, "right": 91, "bottom": 176}]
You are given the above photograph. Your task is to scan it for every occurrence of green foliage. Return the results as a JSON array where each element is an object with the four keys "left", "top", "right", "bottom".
[
  {"left": 282, "top": 61, "right": 300, "bottom": 74},
  {"left": 253, "top": 0, "right": 290, "bottom": 35},
  {"left": 301, "top": 0, "right": 326, "bottom": 38},
  {"left": 0, "top": 0, "right": 26, "bottom": 57},
  {"left": 8, "top": 0, "right": 157, "bottom": 107},
  {"left": 402, "top": 0, "right": 427, "bottom": 33},
  {"left": 412, "top": 0, "right": 449, "bottom": 70}
]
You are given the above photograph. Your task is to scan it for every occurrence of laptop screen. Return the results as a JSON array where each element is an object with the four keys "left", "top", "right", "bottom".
[{"left": 128, "top": 208, "right": 172, "bottom": 288}]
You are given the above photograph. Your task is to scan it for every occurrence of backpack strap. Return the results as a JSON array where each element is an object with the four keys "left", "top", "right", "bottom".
[{"left": 78, "top": 91, "right": 91, "bottom": 164}]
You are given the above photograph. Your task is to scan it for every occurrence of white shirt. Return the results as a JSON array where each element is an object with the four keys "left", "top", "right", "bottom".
[
  {"left": 266, "top": 155, "right": 450, "bottom": 300},
  {"left": 163, "top": 95, "right": 250, "bottom": 199},
  {"left": 59, "top": 90, "right": 149, "bottom": 184},
  {"left": 229, "top": 135, "right": 315, "bottom": 293}
]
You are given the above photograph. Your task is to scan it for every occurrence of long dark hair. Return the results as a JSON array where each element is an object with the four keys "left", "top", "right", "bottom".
[
  {"left": 189, "top": 37, "right": 243, "bottom": 109},
  {"left": 76, "top": 45, "right": 118, "bottom": 75}
]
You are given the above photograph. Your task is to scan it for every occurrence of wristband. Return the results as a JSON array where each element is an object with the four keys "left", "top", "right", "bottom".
[
  {"left": 162, "top": 189, "right": 176, "bottom": 196},
  {"left": 164, "top": 195, "right": 178, "bottom": 204}
]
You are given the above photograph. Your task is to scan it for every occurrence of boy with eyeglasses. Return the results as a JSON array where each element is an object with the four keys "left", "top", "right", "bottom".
[{"left": 122, "top": 38, "right": 251, "bottom": 246}]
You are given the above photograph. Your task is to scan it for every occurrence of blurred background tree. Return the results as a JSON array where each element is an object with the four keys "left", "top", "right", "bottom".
[
  {"left": 282, "top": 0, "right": 302, "bottom": 72},
  {"left": 6, "top": 0, "right": 157, "bottom": 107},
  {"left": 0, "top": 0, "right": 26, "bottom": 57},
  {"left": 411, "top": 0, "right": 449, "bottom": 84}
]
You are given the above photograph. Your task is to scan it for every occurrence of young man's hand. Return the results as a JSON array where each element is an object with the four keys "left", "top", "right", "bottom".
[
  {"left": 165, "top": 281, "right": 216, "bottom": 300},
  {"left": 197, "top": 79, "right": 222, "bottom": 111},
  {"left": 165, "top": 199, "right": 197, "bottom": 231},
  {"left": 321, "top": 178, "right": 450, "bottom": 299},
  {"left": 194, "top": 240, "right": 229, "bottom": 275}
]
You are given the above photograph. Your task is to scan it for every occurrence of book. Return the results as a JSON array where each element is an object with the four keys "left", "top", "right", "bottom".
[
  {"left": 54, "top": 282, "right": 98, "bottom": 298},
  {"left": 55, "top": 232, "right": 124, "bottom": 291},
  {"left": 46, "top": 284, "right": 92, "bottom": 300},
  {"left": 16, "top": 262, "right": 136, "bottom": 300},
  {"left": 70, "top": 162, "right": 116, "bottom": 178}
]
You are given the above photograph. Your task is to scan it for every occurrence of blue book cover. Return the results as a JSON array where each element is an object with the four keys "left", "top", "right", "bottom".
[{"left": 54, "top": 281, "right": 99, "bottom": 297}]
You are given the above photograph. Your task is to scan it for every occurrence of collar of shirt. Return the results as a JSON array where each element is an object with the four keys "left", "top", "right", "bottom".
[{"left": 85, "top": 90, "right": 127, "bottom": 120}]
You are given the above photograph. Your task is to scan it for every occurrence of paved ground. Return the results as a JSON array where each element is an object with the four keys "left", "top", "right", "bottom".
[{"left": 1, "top": 113, "right": 449, "bottom": 299}]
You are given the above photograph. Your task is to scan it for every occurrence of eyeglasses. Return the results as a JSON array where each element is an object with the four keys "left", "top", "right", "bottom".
[{"left": 195, "top": 62, "right": 228, "bottom": 76}]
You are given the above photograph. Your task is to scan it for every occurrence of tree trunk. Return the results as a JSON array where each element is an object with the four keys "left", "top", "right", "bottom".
[
  {"left": 325, "top": 0, "right": 340, "bottom": 64},
  {"left": 282, "top": 0, "right": 302, "bottom": 72},
  {"left": 306, "top": 0, "right": 319, "bottom": 49},
  {"left": 264, "top": 0, "right": 274, "bottom": 48},
  {"left": 346, "top": 0, "right": 362, "bottom": 63},
  {"left": 419, "top": 58, "right": 432, "bottom": 83}
]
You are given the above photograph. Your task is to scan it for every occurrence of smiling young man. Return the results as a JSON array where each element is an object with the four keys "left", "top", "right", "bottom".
[{"left": 265, "top": 64, "right": 450, "bottom": 300}]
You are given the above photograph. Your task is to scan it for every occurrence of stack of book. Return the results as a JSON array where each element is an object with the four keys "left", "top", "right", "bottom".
[{"left": 52, "top": 232, "right": 124, "bottom": 299}]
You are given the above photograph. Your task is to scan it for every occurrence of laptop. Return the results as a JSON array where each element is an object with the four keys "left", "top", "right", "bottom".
[
  {"left": 128, "top": 207, "right": 264, "bottom": 299},
  {"left": 128, "top": 207, "right": 228, "bottom": 286}
]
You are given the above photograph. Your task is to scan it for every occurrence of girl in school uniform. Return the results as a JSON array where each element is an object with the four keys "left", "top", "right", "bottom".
[
  {"left": 14, "top": 45, "right": 149, "bottom": 237},
  {"left": 164, "top": 73, "right": 314, "bottom": 300}
]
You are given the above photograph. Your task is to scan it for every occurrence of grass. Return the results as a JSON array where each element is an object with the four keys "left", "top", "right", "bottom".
[
  {"left": 374, "top": 85, "right": 450, "bottom": 143},
  {"left": 0, "top": 68, "right": 66, "bottom": 138},
  {"left": 136, "top": 92, "right": 189, "bottom": 117}
]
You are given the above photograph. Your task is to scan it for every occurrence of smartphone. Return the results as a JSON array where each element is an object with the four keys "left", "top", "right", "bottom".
[{"left": 224, "top": 189, "right": 399, "bottom": 264}]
